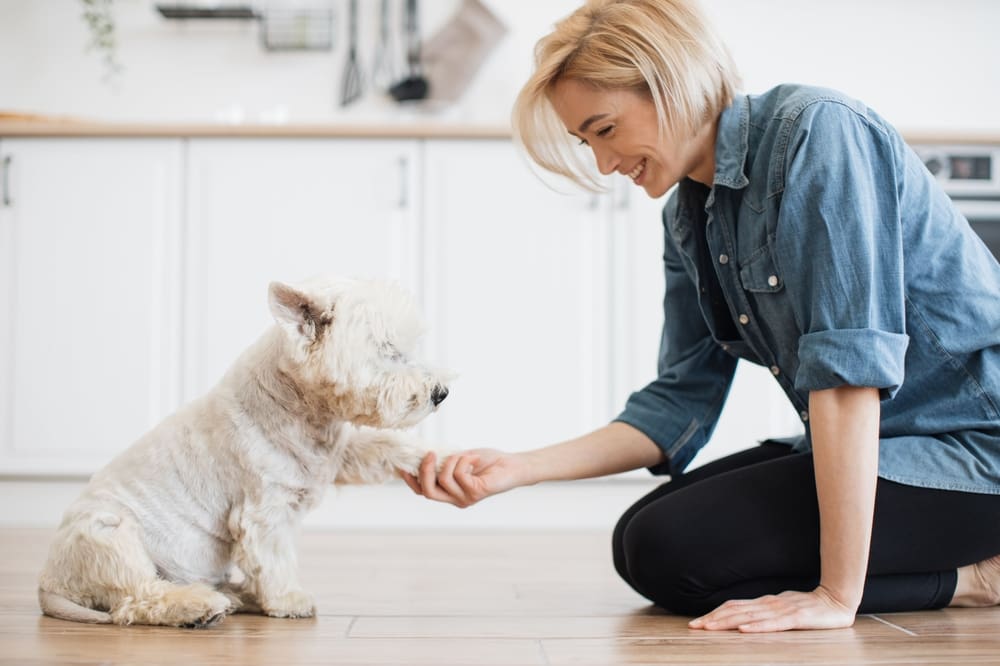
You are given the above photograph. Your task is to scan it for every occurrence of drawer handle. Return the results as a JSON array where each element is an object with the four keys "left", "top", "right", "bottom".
[
  {"left": 397, "top": 155, "right": 409, "bottom": 209},
  {"left": 1, "top": 155, "right": 10, "bottom": 207}
]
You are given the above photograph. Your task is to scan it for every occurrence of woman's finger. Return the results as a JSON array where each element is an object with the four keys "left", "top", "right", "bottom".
[
  {"left": 415, "top": 452, "right": 459, "bottom": 504},
  {"left": 400, "top": 471, "right": 422, "bottom": 495},
  {"left": 453, "top": 455, "right": 484, "bottom": 498},
  {"left": 436, "top": 454, "right": 471, "bottom": 506},
  {"left": 690, "top": 599, "right": 775, "bottom": 630}
]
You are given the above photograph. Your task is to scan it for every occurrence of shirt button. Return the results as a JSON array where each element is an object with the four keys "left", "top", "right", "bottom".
[
  {"left": 721, "top": 344, "right": 730, "bottom": 351},
  {"left": 770, "top": 366, "right": 780, "bottom": 376},
  {"left": 719, "top": 254, "right": 729, "bottom": 265},
  {"left": 738, "top": 314, "right": 749, "bottom": 325},
  {"left": 800, "top": 411, "right": 809, "bottom": 422},
  {"left": 768, "top": 275, "right": 779, "bottom": 287}
]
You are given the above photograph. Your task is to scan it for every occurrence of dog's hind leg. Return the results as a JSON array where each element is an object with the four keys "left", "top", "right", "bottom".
[
  {"left": 111, "top": 579, "right": 232, "bottom": 627},
  {"left": 40, "top": 510, "right": 232, "bottom": 627}
]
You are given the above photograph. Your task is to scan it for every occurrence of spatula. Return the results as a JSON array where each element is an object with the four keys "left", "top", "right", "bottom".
[{"left": 340, "top": 0, "right": 363, "bottom": 106}]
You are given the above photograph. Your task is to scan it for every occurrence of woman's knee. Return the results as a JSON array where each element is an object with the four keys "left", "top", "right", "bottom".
[{"left": 617, "top": 508, "right": 717, "bottom": 616}]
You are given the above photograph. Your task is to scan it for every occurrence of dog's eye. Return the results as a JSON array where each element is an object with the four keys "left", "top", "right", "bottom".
[{"left": 381, "top": 342, "right": 405, "bottom": 363}]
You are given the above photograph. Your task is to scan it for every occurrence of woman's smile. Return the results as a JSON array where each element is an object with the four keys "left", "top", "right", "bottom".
[{"left": 626, "top": 158, "right": 647, "bottom": 184}]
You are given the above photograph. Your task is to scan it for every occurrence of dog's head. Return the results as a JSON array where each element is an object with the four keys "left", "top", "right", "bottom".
[{"left": 267, "top": 276, "right": 452, "bottom": 429}]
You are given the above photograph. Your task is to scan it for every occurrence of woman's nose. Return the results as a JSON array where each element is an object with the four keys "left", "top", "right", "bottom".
[{"left": 592, "top": 144, "right": 621, "bottom": 176}]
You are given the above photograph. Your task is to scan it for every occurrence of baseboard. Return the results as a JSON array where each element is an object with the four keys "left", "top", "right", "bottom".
[{"left": 0, "top": 477, "right": 663, "bottom": 529}]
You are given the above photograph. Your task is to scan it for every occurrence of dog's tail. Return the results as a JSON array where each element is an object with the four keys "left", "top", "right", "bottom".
[{"left": 38, "top": 588, "right": 112, "bottom": 624}]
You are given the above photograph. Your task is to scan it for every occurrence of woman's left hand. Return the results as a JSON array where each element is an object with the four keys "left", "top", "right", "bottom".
[{"left": 688, "top": 587, "right": 857, "bottom": 632}]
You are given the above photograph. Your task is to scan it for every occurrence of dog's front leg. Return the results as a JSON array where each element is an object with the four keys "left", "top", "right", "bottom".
[
  {"left": 228, "top": 506, "right": 314, "bottom": 618},
  {"left": 335, "top": 427, "right": 437, "bottom": 484}
]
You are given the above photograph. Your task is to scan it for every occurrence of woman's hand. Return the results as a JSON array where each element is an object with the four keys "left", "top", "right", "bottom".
[
  {"left": 400, "top": 449, "right": 528, "bottom": 508},
  {"left": 688, "top": 587, "right": 857, "bottom": 632}
]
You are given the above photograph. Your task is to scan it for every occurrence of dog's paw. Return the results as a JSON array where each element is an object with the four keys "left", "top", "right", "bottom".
[
  {"left": 176, "top": 590, "right": 234, "bottom": 629},
  {"left": 183, "top": 608, "right": 227, "bottom": 629},
  {"left": 393, "top": 446, "right": 452, "bottom": 476},
  {"left": 263, "top": 590, "right": 316, "bottom": 619},
  {"left": 218, "top": 586, "right": 262, "bottom": 615}
]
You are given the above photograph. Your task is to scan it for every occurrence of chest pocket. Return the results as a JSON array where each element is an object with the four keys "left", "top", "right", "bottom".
[{"left": 739, "top": 244, "right": 784, "bottom": 293}]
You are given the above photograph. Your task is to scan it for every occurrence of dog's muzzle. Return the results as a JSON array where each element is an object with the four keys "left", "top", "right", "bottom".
[{"left": 431, "top": 385, "right": 449, "bottom": 406}]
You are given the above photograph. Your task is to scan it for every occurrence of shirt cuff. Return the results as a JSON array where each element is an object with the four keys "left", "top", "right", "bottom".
[
  {"left": 613, "top": 412, "right": 700, "bottom": 477},
  {"left": 795, "top": 328, "right": 909, "bottom": 398}
]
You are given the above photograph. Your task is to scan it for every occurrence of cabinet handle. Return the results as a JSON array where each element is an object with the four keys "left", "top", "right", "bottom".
[
  {"left": 1, "top": 155, "right": 10, "bottom": 207},
  {"left": 397, "top": 155, "right": 409, "bottom": 209}
]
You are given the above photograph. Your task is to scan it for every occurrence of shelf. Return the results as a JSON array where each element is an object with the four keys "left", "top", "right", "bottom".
[{"left": 155, "top": 4, "right": 257, "bottom": 20}]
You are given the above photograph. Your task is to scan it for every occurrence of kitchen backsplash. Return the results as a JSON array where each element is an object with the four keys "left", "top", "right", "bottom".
[{"left": 0, "top": 0, "right": 998, "bottom": 131}]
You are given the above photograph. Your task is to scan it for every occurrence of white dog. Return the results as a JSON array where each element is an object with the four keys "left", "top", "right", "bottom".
[{"left": 38, "top": 276, "right": 450, "bottom": 627}]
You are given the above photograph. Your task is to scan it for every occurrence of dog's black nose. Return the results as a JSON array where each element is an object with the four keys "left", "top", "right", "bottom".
[{"left": 431, "top": 386, "right": 449, "bottom": 406}]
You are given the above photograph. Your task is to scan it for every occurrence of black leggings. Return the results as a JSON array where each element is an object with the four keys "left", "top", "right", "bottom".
[{"left": 612, "top": 442, "right": 1000, "bottom": 615}]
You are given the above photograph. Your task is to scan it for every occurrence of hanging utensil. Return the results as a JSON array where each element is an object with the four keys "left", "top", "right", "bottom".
[
  {"left": 340, "top": 0, "right": 363, "bottom": 106},
  {"left": 389, "top": 0, "right": 429, "bottom": 102},
  {"left": 371, "top": 0, "right": 396, "bottom": 90}
]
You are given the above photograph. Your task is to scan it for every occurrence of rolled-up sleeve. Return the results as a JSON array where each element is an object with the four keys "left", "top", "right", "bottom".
[
  {"left": 774, "top": 101, "right": 909, "bottom": 399},
  {"left": 615, "top": 203, "right": 738, "bottom": 476}
]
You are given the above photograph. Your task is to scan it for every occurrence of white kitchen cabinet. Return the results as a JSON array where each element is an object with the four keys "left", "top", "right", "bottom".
[
  {"left": 0, "top": 138, "right": 184, "bottom": 474},
  {"left": 0, "top": 133, "right": 800, "bottom": 485},
  {"left": 183, "top": 138, "right": 422, "bottom": 400},
  {"left": 421, "top": 140, "right": 614, "bottom": 451}
]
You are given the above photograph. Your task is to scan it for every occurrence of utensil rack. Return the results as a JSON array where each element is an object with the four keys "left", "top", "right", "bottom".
[{"left": 155, "top": 3, "right": 336, "bottom": 52}]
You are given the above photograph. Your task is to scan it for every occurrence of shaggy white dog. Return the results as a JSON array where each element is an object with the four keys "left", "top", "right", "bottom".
[{"left": 38, "top": 276, "right": 450, "bottom": 627}]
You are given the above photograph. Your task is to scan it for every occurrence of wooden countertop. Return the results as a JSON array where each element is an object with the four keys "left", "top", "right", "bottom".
[
  {"left": 0, "top": 115, "right": 513, "bottom": 139},
  {"left": 1, "top": 115, "right": 998, "bottom": 144}
]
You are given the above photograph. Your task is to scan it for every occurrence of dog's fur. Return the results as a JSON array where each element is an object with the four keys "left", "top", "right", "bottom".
[{"left": 38, "top": 276, "right": 450, "bottom": 627}]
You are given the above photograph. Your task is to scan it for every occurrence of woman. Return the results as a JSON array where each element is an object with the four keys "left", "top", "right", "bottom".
[{"left": 402, "top": 0, "right": 1000, "bottom": 632}]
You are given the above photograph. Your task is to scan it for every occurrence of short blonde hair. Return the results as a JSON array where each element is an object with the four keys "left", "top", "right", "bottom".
[{"left": 512, "top": 0, "right": 741, "bottom": 189}]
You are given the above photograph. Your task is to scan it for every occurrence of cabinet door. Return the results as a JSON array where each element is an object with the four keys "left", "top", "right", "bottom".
[
  {"left": 184, "top": 139, "right": 421, "bottom": 400},
  {"left": 422, "top": 140, "right": 611, "bottom": 450},
  {"left": 0, "top": 138, "right": 183, "bottom": 474},
  {"left": 609, "top": 178, "right": 668, "bottom": 409}
]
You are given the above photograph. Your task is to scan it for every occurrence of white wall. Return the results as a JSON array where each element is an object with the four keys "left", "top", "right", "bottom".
[{"left": 1, "top": 0, "right": 998, "bottom": 131}]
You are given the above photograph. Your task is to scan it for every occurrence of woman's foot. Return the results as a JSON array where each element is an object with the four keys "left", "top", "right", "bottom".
[{"left": 951, "top": 554, "right": 1000, "bottom": 607}]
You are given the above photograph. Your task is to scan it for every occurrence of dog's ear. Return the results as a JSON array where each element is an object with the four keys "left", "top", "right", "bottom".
[{"left": 268, "top": 281, "right": 326, "bottom": 343}]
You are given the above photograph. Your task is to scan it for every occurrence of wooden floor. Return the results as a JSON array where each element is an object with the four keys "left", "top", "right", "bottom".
[{"left": 2, "top": 529, "right": 999, "bottom": 665}]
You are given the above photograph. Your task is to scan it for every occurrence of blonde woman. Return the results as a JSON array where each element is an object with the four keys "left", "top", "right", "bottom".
[{"left": 403, "top": 0, "right": 1000, "bottom": 632}]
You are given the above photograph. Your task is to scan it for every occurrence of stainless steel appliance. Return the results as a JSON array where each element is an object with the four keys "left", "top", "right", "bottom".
[{"left": 912, "top": 144, "right": 1000, "bottom": 261}]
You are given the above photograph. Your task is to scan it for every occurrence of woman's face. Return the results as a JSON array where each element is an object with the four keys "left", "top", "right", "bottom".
[{"left": 549, "top": 78, "right": 716, "bottom": 198}]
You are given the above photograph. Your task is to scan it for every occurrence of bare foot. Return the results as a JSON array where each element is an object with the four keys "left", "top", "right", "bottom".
[{"left": 951, "top": 554, "right": 1000, "bottom": 607}]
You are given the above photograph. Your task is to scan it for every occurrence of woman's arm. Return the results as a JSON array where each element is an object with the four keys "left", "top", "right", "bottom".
[
  {"left": 401, "top": 421, "right": 664, "bottom": 507},
  {"left": 690, "top": 384, "right": 880, "bottom": 632},
  {"left": 811, "top": 385, "right": 881, "bottom": 610}
]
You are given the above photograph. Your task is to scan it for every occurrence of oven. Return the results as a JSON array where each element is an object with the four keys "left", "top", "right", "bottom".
[{"left": 912, "top": 144, "right": 1000, "bottom": 261}]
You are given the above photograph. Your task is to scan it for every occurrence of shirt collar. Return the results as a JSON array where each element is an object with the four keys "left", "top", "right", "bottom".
[{"left": 712, "top": 94, "right": 751, "bottom": 190}]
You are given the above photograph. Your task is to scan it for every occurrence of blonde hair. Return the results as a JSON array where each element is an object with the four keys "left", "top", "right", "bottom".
[{"left": 512, "top": 0, "right": 741, "bottom": 189}]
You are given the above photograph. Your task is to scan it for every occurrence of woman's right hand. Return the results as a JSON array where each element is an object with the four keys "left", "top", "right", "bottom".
[{"left": 400, "top": 448, "right": 528, "bottom": 508}]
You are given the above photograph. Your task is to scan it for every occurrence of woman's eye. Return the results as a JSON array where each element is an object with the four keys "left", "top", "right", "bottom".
[{"left": 578, "top": 126, "right": 614, "bottom": 146}]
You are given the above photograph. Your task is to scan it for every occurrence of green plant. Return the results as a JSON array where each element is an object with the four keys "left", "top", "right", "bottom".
[{"left": 81, "top": 0, "right": 122, "bottom": 81}]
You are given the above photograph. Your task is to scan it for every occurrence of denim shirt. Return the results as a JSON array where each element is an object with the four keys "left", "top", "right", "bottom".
[{"left": 616, "top": 84, "right": 1000, "bottom": 494}]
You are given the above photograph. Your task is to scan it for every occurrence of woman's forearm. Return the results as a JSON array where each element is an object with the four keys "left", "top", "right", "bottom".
[
  {"left": 809, "top": 386, "right": 881, "bottom": 610},
  {"left": 518, "top": 421, "right": 665, "bottom": 485}
]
